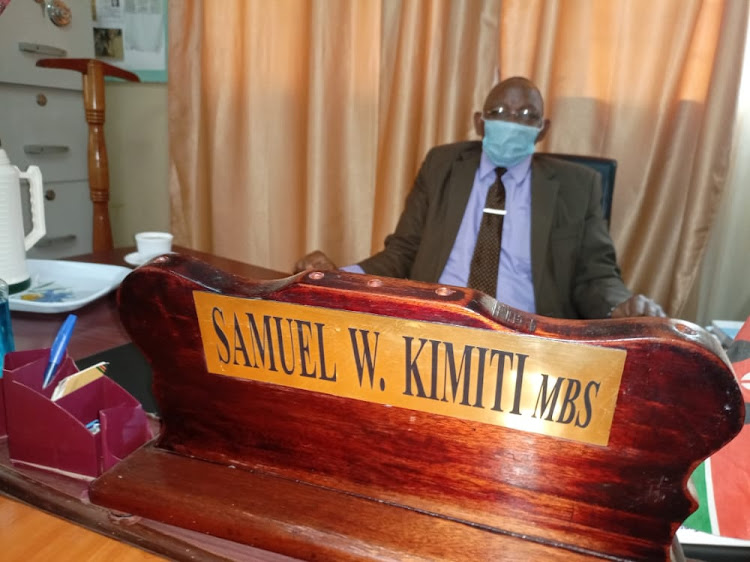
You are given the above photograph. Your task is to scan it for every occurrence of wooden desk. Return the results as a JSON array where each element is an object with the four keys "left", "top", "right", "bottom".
[
  {"left": 1, "top": 248, "right": 728, "bottom": 561},
  {"left": 2, "top": 247, "right": 292, "bottom": 561}
]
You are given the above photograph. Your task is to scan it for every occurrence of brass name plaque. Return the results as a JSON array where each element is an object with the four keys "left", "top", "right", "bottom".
[{"left": 194, "top": 292, "right": 626, "bottom": 445}]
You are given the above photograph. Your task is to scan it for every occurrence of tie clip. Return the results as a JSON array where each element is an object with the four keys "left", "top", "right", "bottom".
[{"left": 483, "top": 208, "right": 506, "bottom": 216}]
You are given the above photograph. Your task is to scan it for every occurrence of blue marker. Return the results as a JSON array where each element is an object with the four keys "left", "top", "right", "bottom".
[{"left": 42, "top": 314, "right": 77, "bottom": 389}]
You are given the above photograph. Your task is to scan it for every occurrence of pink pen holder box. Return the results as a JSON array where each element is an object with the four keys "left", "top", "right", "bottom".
[
  {"left": 0, "top": 348, "right": 152, "bottom": 479},
  {"left": 0, "top": 375, "right": 5, "bottom": 437}
]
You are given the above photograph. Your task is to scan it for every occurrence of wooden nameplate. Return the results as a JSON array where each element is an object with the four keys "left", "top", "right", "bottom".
[{"left": 90, "top": 254, "right": 744, "bottom": 561}]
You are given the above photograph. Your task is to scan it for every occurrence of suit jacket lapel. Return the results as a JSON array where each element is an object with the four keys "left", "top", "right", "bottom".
[
  {"left": 531, "top": 156, "right": 559, "bottom": 300},
  {"left": 430, "top": 146, "right": 481, "bottom": 280}
]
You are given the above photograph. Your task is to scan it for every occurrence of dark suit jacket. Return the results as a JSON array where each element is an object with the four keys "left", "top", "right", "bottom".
[{"left": 359, "top": 141, "right": 631, "bottom": 319}]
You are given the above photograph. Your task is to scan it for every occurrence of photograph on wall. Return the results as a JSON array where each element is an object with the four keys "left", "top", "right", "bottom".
[
  {"left": 91, "top": 0, "right": 166, "bottom": 82},
  {"left": 93, "top": 27, "right": 124, "bottom": 59}
]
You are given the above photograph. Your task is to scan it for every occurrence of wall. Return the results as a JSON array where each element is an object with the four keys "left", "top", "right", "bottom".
[{"left": 104, "top": 81, "right": 169, "bottom": 248}]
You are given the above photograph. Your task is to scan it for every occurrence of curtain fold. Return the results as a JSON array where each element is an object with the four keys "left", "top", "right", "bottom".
[
  {"left": 499, "top": 0, "right": 748, "bottom": 316},
  {"left": 168, "top": 0, "right": 208, "bottom": 249},
  {"left": 169, "top": 0, "right": 382, "bottom": 270},
  {"left": 697, "top": 21, "right": 750, "bottom": 325}
]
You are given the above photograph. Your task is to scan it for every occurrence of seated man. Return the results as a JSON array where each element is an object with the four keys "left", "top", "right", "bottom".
[{"left": 295, "top": 76, "right": 664, "bottom": 320}]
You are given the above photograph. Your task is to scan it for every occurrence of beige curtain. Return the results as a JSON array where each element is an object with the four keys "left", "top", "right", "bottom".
[
  {"left": 168, "top": 0, "right": 500, "bottom": 272},
  {"left": 169, "top": 0, "right": 747, "bottom": 318},
  {"left": 169, "top": 0, "right": 382, "bottom": 268},
  {"left": 697, "top": 24, "right": 750, "bottom": 325},
  {"left": 500, "top": 0, "right": 748, "bottom": 317}
]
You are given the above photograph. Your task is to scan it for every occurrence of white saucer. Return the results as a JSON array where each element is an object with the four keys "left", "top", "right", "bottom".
[
  {"left": 124, "top": 251, "right": 175, "bottom": 267},
  {"left": 124, "top": 252, "right": 148, "bottom": 267}
]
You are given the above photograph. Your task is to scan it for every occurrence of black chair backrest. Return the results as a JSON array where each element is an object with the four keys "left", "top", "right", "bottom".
[{"left": 538, "top": 153, "right": 617, "bottom": 228}]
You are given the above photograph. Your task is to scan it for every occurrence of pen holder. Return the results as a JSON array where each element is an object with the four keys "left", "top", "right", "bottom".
[
  {"left": 1, "top": 348, "right": 152, "bottom": 478},
  {"left": 0, "top": 349, "right": 50, "bottom": 439},
  {"left": 0, "top": 377, "right": 5, "bottom": 437}
]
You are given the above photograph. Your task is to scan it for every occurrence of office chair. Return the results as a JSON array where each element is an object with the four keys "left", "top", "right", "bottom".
[{"left": 538, "top": 153, "right": 617, "bottom": 228}]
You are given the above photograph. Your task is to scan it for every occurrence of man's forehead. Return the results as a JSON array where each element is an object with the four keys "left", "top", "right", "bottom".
[{"left": 484, "top": 81, "right": 543, "bottom": 110}]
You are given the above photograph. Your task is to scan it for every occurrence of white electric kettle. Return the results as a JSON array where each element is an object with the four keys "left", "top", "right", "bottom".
[{"left": 0, "top": 146, "right": 46, "bottom": 294}]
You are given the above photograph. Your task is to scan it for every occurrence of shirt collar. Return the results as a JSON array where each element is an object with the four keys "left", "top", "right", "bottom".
[{"left": 478, "top": 151, "right": 533, "bottom": 183}]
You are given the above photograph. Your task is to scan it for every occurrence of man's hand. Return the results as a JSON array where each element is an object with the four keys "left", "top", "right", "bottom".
[
  {"left": 610, "top": 294, "right": 666, "bottom": 318},
  {"left": 293, "top": 250, "right": 337, "bottom": 273}
]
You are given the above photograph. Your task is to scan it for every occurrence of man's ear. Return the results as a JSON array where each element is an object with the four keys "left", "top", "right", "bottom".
[
  {"left": 535, "top": 118, "right": 551, "bottom": 143},
  {"left": 473, "top": 111, "right": 484, "bottom": 137}
]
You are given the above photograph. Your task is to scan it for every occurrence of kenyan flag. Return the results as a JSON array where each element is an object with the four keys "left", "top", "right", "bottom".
[{"left": 683, "top": 319, "right": 750, "bottom": 537}]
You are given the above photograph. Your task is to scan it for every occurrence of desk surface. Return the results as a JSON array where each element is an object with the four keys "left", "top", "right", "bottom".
[
  {"left": 2, "top": 247, "right": 291, "bottom": 561},
  {"left": 0, "top": 496, "right": 163, "bottom": 561}
]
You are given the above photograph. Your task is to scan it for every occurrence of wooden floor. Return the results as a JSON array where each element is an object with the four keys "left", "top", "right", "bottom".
[{"left": 0, "top": 496, "right": 164, "bottom": 561}]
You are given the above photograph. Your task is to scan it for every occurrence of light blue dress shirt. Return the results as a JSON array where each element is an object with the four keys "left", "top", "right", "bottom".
[{"left": 342, "top": 151, "right": 536, "bottom": 313}]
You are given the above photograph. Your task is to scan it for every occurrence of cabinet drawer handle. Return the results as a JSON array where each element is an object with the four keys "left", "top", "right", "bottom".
[
  {"left": 24, "top": 145, "right": 70, "bottom": 155},
  {"left": 36, "top": 234, "right": 77, "bottom": 248},
  {"left": 18, "top": 42, "right": 67, "bottom": 57}
]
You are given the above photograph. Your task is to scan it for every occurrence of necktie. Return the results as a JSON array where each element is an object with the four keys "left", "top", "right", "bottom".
[{"left": 467, "top": 167, "right": 507, "bottom": 296}]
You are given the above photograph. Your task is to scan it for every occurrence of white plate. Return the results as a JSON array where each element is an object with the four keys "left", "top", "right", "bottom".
[{"left": 9, "top": 259, "right": 131, "bottom": 314}]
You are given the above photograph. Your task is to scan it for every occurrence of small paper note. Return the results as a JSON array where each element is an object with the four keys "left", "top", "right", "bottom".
[{"left": 51, "top": 361, "right": 108, "bottom": 401}]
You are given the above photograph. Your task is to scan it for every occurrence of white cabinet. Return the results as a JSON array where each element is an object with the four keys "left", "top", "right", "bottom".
[
  {"left": 27, "top": 180, "right": 93, "bottom": 258},
  {"left": 0, "top": 0, "right": 94, "bottom": 90},
  {"left": 0, "top": 82, "right": 88, "bottom": 180},
  {"left": 0, "top": 0, "right": 95, "bottom": 258}
]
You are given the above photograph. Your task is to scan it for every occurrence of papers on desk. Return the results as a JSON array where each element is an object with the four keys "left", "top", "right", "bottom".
[
  {"left": 677, "top": 527, "right": 750, "bottom": 547},
  {"left": 51, "top": 362, "right": 107, "bottom": 401},
  {"left": 677, "top": 526, "right": 750, "bottom": 547},
  {"left": 710, "top": 320, "right": 744, "bottom": 348}
]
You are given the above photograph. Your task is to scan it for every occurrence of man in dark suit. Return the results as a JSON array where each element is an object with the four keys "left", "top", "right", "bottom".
[{"left": 295, "top": 77, "right": 664, "bottom": 319}]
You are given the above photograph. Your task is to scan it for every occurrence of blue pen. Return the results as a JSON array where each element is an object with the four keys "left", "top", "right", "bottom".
[{"left": 42, "top": 314, "right": 77, "bottom": 389}]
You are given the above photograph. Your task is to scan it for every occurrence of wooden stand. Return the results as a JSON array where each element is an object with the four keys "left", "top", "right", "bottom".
[
  {"left": 36, "top": 58, "right": 140, "bottom": 252},
  {"left": 90, "top": 254, "right": 744, "bottom": 561}
]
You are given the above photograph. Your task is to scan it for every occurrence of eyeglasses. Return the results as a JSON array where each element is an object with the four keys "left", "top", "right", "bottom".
[{"left": 483, "top": 105, "right": 542, "bottom": 126}]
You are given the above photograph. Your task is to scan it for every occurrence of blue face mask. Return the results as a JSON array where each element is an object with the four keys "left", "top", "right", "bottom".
[{"left": 481, "top": 119, "right": 541, "bottom": 168}]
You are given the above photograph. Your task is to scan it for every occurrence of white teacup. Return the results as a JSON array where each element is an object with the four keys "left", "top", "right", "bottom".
[{"left": 135, "top": 231, "right": 173, "bottom": 260}]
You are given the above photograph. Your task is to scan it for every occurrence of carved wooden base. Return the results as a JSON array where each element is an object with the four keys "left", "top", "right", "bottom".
[{"left": 91, "top": 442, "right": 604, "bottom": 561}]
